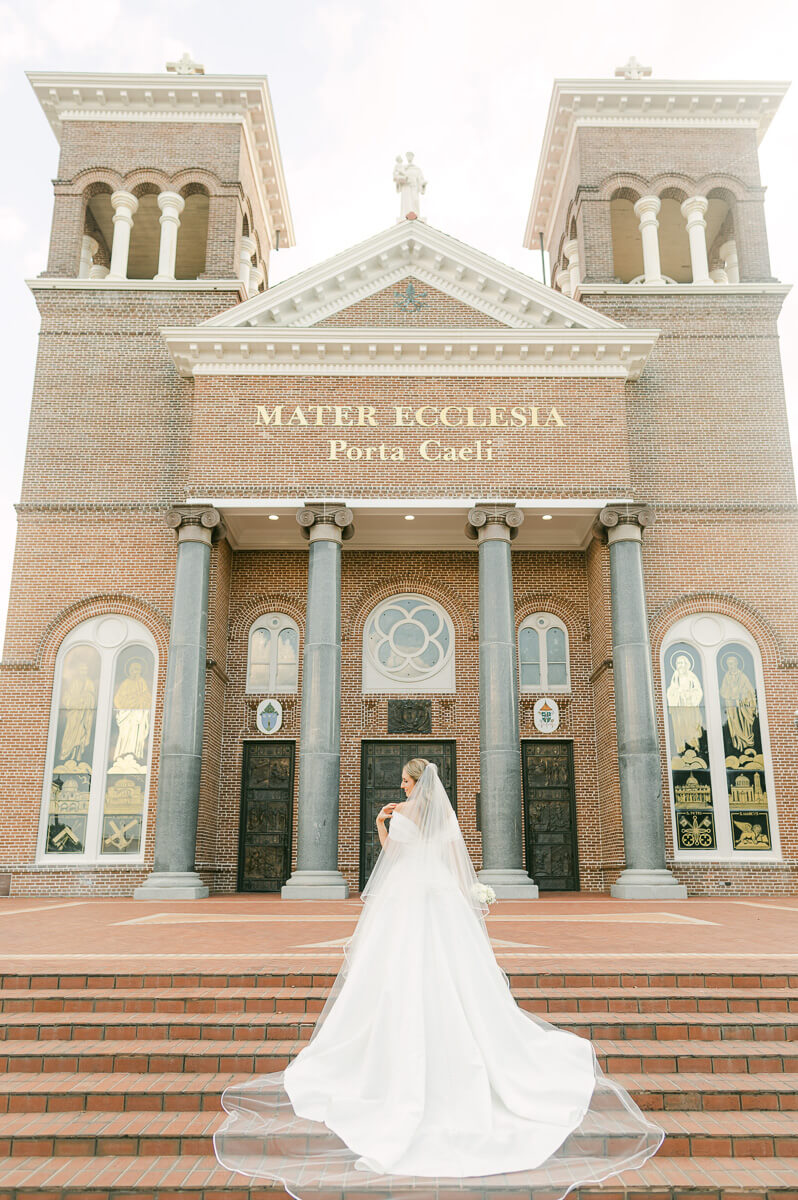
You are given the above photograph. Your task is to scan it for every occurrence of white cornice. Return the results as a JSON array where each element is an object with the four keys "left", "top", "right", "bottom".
[
  {"left": 576, "top": 282, "right": 791, "bottom": 298},
  {"left": 26, "top": 70, "right": 295, "bottom": 248},
  {"left": 525, "top": 77, "right": 790, "bottom": 247},
  {"left": 160, "top": 326, "right": 659, "bottom": 380},
  {"left": 202, "top": 221, "right": 623, "bottom": 333},
  {"left": 27, "top": 278, "right": 246, "bottom": 294}
]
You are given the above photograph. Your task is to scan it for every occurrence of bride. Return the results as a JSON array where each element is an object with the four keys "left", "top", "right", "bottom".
[{"left": 214, "top": 758, "right": 664, "bottom": 1198}]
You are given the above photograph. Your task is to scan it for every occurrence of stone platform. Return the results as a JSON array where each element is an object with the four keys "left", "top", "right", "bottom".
[{"left": 0, "top": 894, "right": 796, "bottom": 1197}]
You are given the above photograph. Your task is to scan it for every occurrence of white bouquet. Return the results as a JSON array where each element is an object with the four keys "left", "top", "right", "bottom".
[{"left": 471, "top": 882, "right": 497, "bottom": 906}]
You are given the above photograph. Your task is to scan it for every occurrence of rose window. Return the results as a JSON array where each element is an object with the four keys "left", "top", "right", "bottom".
[{"left": 365, "top": 595, "right": 453, "bottom": 683}]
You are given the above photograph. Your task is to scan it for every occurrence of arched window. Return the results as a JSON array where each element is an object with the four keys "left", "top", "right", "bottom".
[
  {"left": 661, "top": 613, "right": 781, "bottom": 861},
  {"left": 657, "top": 190, "right": 693, "bottom": 283},
  {"left": 175, "top": 185, "right": 209, "bottom": 280},
  {"left": 247, "top": 614, "right": 299, "bottom": 693},
  {"left": 518, "top": 613, "right": 570, "bottom": 692},
  {"left": 38, "top": 616, "right": 158, "bottom": 862},
  {"left": 363, "top": 594, "right": 455, "bottom": 693},
  {"left": 609, "top": 190, "right": 644, "bottom": 283},
  {"left": 126, "top": 185, "right": 160, "bottom": 280}
]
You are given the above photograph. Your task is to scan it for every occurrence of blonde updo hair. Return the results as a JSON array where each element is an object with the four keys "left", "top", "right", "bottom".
[{"left": 402, "top": 757, "right": 429, "bottom": 784}]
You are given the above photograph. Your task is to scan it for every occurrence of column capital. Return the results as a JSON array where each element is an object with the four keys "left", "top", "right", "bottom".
[
  {"left": 157, "top": 191, "right": 185, "bottom": 217},
  {"left": 633, "top": 194, "right": 661, "bottom": 221},
  {"left": 165, "top": 506, "right": 225, "bottom": 545},
  {"left": 680, "top": 194, "right": 709, "bottom": 222},
  {"left": 296, "top": 503, "right": 355, "bottom": 541},
  {"left": 465, "top": 504, "right": 524, "bottom": 542},
  {"left": 563, "top": 238, "right": 579, "bottom": 262},
  {"left": 596, "top": 502, "right": 654, "bottom": 544},
  {"left": 110, "top": 190, "right": 139, "bottom": 220}
]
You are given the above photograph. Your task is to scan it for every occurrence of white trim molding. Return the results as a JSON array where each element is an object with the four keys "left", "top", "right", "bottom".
[
  {"left": 200, "top": 222, "right": 625, "bottom": 333},
  {"left": 161, "top": 327, "right": 659, "bottom": 380},
  {"left": 28, "top": 278, "right": 247, "bottom": 295}
]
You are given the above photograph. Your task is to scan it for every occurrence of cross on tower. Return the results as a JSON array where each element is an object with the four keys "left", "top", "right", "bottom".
[
  {"left": 614, "top": 56, "right": 652, "bottom": 80},
  {"left": 166, "top": 52, "right": 205, "bottom": 75}
]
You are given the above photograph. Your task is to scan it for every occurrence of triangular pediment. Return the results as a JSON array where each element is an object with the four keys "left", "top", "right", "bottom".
[{"left": 202, "top": 221, "right": 624, "bottom": 333}]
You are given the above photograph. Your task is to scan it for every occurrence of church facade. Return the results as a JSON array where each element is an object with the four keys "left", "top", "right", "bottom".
[{"left": 1, "top": 58, "right": 795, "bottom": 899}]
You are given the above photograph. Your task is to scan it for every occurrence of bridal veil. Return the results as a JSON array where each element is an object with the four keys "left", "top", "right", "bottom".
[{"left": 213, "top": 761, "right": 664, "bottom": 1197}]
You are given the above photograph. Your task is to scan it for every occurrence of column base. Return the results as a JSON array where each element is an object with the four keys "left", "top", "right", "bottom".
[
  {"left": 281, "top": 870, "right": 350, "bottom": 900},
  {"left": 477, "top": 868, "right": 539, "bottom": 900},
  {"left": 610, "top": 868, "right": 688, "bottom": 899},
  {"left": 134, "top": 871, "right": 209, "bottom": 900}
]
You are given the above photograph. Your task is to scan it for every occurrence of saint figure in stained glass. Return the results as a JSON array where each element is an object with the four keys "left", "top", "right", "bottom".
[{"left": 719, "top": 653, "right": 757, "bottom": 753}]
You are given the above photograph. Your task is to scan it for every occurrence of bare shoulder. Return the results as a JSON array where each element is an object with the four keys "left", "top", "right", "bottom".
[{"left": 393, "top": 800, "right": 408, "bottom": 810}]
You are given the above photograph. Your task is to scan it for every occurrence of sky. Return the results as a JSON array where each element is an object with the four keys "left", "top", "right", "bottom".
[{"left": 0, "top": 0, "right": 796, "bottom": 646}]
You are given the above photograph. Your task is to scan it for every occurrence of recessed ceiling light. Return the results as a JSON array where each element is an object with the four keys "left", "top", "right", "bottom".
[
  {"left": 542, "top": 514, "right": 553, "bottom": 521},
  {"left": 404, "top": 514, "right": 415, "bottom": 520},
  {"left": 268, "top": 514, "right": 279, "bottom": 521}
]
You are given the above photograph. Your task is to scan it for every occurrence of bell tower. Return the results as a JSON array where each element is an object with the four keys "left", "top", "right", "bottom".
[
  {"left": 525, "top": 57, "right": 787, "bottom": 294},
  {"left": 28, "top": 54, "right": 294, "bottom": 293}
]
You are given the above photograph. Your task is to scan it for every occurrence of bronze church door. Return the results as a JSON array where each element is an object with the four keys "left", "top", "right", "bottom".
[
  {"left": 521, "top": 740, "right": 579, "bottom": 890},
  {"left": 359, "top": 740, "right": 457, "bottom": 892},
  {"left": 238, "top": 741, "right": 295, "bottom": 892}
]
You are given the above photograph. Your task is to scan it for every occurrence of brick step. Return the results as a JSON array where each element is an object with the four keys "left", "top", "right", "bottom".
[
  {"left": 0, "top": 1154, "right": 797, "bottom": 1198},
  {"left": 3, "top": 1007, "right": 796, "bottom": 1044},
  {"left": 1, "top": 1036, "right": 796, "bottom": 1074},
  {"left": 4, "top": 969, "right": 797, "bottom": 991},
  {"left": 0, "top": 1108, "right": 796, "bottom": 1160},
  {"left": 2, "top": 1071, "right": 796, "bottom": 1115},
  {"left": 0, "top": 984, "right": 794, "bottom": 1016}
]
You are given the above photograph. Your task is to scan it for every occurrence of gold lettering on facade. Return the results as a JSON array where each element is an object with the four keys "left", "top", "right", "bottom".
[
  {"left": 256, "top": 405, "right": 283, "bottom": 427},
  {"left": 329, "top": 441, "right": 406, "bottom": 461},
  {"left": 357, "top": 405, "right": 378, "bottom": 426}
]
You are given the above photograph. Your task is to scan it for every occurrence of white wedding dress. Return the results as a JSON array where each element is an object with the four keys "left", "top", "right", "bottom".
[{"left": 214, "top": 765, "right": 664, "bottom": 1198}]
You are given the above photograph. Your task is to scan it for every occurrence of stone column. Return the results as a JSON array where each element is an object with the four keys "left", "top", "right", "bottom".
[
  {"left": 564, "top": 238, "right": 581, "bottom": 296},
  {"left": 155, "top": 191, "right": 185, "bottom": 281},
  {"left": 89, "top": 264, "right": 110, "bottom": 279},
  {"left": 466, "top": 505, "right": 538, "bottom": 898},
  {"left": 134, "top": 507, "right": 224, "bottom": 900},
  {"left": 597, "top": 504, "right": 687, "bottom": 899},
  {"left": 555, "top": 266, "right": 572, "bottom": 297},
  {"left": 248, "top": 262, "right": 265, "bottom": 296},
  {"left": 107, "top": 190, "right": 138, "bottom": 281},
  {"left": 78, "top": 235, "right": 98, "bottom": 279},
  {"left": 709, "top": 267, "right": 729, "bottom": 284},
  {"left": 282, "top": 504, "right": 355, "bottom": 898},
  {"left": 719, "top": 239, "right": 739, "bottom": 284},
  {"left": 680, "top": 196, "right": 712, "bottom": 285},
  {"left": 633, "top": 196, "right": 664, "bottom": 284},
  {"left": 238, "top": 234, "right": 256, "bottom": 293}
]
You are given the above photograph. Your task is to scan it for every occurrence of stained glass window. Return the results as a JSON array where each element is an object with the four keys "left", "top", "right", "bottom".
[
  {"left": 40, "top": 617, "right": 157, "bottom": 862},
  {"left": 363, "top": 595, "right": 455, "bottom": 693},
  {"left": 100, "top": 646, "right": 155, "bottom": 856},
  {"left": 661, "top": 615, "right": 780, "bottom": 860}
]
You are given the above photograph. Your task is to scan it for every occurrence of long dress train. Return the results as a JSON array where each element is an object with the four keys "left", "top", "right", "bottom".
[{"left": 214, "top": 808, "right": 665, "bottom": 1198}]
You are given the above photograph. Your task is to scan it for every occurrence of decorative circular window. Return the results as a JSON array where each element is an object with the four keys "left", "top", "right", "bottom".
[{"left": 363, "top": 594, "right": 454, "bottom": 692}]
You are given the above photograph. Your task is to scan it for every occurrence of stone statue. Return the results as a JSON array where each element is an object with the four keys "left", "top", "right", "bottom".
[{"left": 394, "top": 152, "right": 427, "bottom": 220}]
